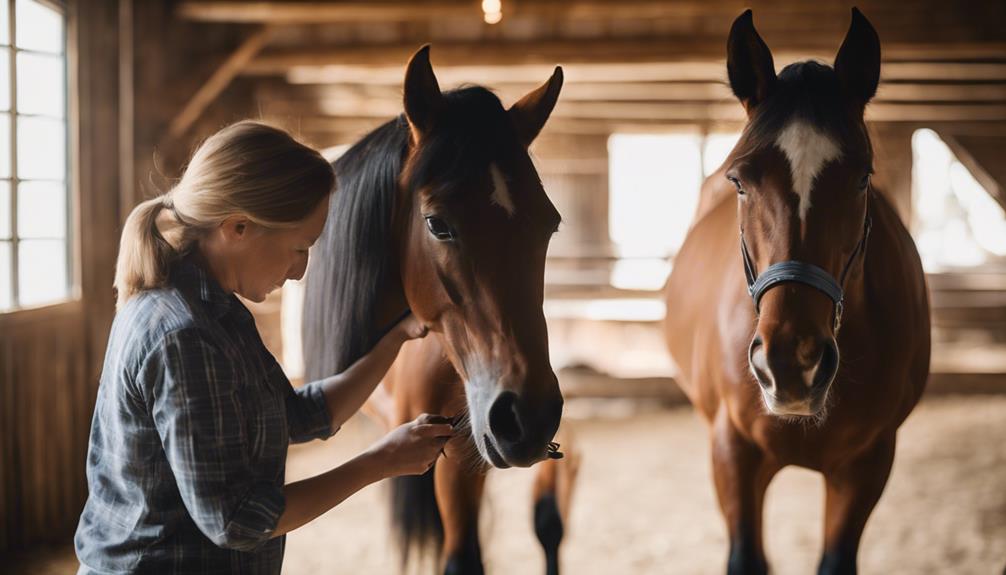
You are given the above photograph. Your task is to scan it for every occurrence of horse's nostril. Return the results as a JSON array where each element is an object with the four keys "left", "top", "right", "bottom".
[
  {"left": 813, "top": 338, "right": 840, "bottom": 388},
  {"left": 488, "top": 391, "right": 524, "bottom": 445},
  {"left": 748, "top": 337, "right": 771, "bottom": 387}
]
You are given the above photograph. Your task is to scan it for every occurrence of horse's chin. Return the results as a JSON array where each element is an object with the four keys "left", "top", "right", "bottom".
[
  {"left": 761, "top": 392, "right": 830, "bottom": 425},
  {"left": 482, "top": 434, "right": 511, "bottom": 469}
]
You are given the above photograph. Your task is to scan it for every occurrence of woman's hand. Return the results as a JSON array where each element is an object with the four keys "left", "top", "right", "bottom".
[
  {"left": 388, "top": 312, "right": 428, "bottom": 345},
  {"left": 367, "top": 414, "right": 454, "bottom": 477}
]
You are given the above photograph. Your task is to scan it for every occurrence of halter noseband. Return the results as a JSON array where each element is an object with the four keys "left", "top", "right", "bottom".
[{"left": 740, "top": 203, "right": 872, "bottom": 333}]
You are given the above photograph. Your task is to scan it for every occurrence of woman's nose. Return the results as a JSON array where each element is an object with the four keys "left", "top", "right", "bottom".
[{"left": 289, "top": 255, "right": 308, "bottom": 281}]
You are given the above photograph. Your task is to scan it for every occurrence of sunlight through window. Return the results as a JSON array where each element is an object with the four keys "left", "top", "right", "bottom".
[
  {"left": 911, "top": 129, "right": 1006, "bottom": 271},
  {"left": 607, "top": 131, "right": 740, "bottom": 290}
]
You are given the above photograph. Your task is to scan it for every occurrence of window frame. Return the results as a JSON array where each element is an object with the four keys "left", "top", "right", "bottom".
[{"left": 1, "top": 0, "right": 74, "bottom": 314}]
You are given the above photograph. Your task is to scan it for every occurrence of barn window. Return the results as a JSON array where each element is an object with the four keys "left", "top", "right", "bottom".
[
  {"left": 607, "top": 131, "right": 740, "bottom": 290},
  {"left": 911, "top": 128, "right": 1006, "bottom": 271},
  {"left": 0, "top": 0, "right": 69, "bottom": 311}
]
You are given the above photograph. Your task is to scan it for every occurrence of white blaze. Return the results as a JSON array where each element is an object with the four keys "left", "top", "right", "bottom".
[
  {"left": 489, "top": 163, "right": 515, "bottom": 216},
  {"left": 774, "top": 121, "right": 842, "bottom": 221}
]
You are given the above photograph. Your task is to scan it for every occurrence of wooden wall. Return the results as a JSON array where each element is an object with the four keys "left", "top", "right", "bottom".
[{"left": 0, "top": 1, "right": 124, "bottom": 551}]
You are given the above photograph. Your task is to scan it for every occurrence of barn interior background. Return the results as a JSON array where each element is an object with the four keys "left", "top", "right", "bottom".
[{"left": 1, "top": 0, "right": 1004, "bottom": 573}]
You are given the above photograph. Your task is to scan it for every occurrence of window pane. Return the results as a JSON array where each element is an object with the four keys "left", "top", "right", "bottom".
[
  {"left": 18, "top": 238, "right": 66, "bottom": 306},
  {"left": 17, "top": 51, "right": 63, "bottom": 117},
  {"left": 17, "top": 115, "right": 64, "bottom": 180},
  {"left": 15, "top": 0, "right": 63, "bottom": 53},
  {"left": 0, "top": 179, "right": 9, "bottom": 238},
  {"left": 609, "top": 133, "right": 702, "bottom": 257},
  {"left": 0, "top": 0, "right": 8, "bottom": 46},
  {"left": 0, "top": 48, "right": 9, "bottom": 111},
  {"left": 17, "top": 180, "right": 63, "bottom": 238},
  {"left": 0, "top": 113, "right": 8, "bottom": 177},
  {"left": 0, "top": 240, "right": 10, "bottom": 309}
]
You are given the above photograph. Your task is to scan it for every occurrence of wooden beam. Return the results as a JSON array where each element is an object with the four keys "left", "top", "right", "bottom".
[
  {"left": 257, "top": 80, "right": 1006, "bottom": 105},
  {"left": 244, "top": 38, "right": 1006, "bottom": 78},
  {"left": 166, "top": 26, "right": 272, "bottom": 140},
  {"left": 250, "top": 60, "right": 1006, "bottom": 88},
  {"left": 178, "top": 1, "right": 485, "bottom": 23},
  {"left": 177, "top": 0, "right": 1006, "bottom": 36},
  {"left": 275, "top": 61, "right": 730, "bottom": 85},
  {"left": 262, "top": 98, "right": 1006, "bottom": 124}
]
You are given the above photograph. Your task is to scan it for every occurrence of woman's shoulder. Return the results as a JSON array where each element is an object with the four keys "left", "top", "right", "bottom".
[{"left": 110, "top": 285, "right": 213, "bottom": 364}]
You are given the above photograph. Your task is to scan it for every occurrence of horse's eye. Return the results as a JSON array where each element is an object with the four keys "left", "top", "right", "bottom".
[
  {"left": 859, "top": 174, "right": 871, "bottom": 191},
  {"left": 425, "top": 216, "right": 455, "bottom": 241},
  {"left": 727, "top": 175, "right": 745, "bottom": 195}
]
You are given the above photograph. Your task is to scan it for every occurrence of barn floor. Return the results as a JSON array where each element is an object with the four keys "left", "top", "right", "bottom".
[{"left": 7, "top": 394, "right": 1006, "bottom": 575}]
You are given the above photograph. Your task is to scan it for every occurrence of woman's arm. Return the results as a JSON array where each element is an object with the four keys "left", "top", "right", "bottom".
[
  {"left": 315, "top": 314, "right": 427, "bottom": 431},
  {"left": 273, "top": 413, "right": 452, "bottom": 537}
]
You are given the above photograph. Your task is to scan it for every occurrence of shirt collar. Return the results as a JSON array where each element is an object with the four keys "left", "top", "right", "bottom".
[{"left": 171, "top": 255, "right": 235, "bottom": 319}]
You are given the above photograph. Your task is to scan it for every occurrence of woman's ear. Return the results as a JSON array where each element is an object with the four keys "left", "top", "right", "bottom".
[{"left": 219, "top": 215, "right": 252, "bottom": 241}]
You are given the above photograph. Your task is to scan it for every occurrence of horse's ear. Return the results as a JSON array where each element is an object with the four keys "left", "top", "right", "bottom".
[
  {"left": 834, "top": 7, "right": 881, "bottom": 110},
  {"left": 726, "top": 9, "right": 776, "bottom": 113},
  {"left": 508, "top": 66, "right": 563, "bottom": 147},
  {"left": 403, "top": 45, "right": 444, "bottom": 142}
]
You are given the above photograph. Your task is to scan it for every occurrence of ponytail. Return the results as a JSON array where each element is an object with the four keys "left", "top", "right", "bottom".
[{"left": 113, "top": 196, "right": 178, "bottom": 308}]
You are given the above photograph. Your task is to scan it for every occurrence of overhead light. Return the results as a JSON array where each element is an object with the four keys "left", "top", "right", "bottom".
[{"left": 482, "top": 0, "right": 502, "bottom": 24}]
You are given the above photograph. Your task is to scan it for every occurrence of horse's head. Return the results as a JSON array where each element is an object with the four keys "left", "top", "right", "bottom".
[
  {"left": 397, "top": 47, "right": 564, "bottom": 467},
  {"left": 724, "top": 9, "right": 879, "bottom": 419}
]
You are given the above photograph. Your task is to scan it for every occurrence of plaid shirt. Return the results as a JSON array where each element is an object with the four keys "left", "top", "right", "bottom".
[{"left": 75, "top": 257, "right": 334, "bottom": 574}]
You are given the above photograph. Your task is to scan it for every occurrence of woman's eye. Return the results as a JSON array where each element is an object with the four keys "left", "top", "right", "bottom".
[
  {"left": 425, "top": 216, "right": 456, "bottom": 241},
  {"left": 727, "top": 175, "right": 745, "bottom": 195}
]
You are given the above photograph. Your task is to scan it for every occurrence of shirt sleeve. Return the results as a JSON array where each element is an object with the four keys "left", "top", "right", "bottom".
[
  {"left": 265, "top": 359, "right": 336, "bottom": 443},
  {"left": 148, "top": 327, "right": 285, "bottom": 552}
]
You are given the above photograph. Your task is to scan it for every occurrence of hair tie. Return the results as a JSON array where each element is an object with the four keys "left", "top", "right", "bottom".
[{"left": 161, "top": 194, "right": 188, "bottom": 225}]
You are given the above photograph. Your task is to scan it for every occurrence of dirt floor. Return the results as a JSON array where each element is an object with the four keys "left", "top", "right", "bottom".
[{"left": 7, "top": 394, "right": 1006, "bottom": 574}]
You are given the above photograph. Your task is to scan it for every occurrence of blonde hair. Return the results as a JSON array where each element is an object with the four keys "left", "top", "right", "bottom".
[{"left": 114, "top": 121, "right": 334, "bottom": 307}]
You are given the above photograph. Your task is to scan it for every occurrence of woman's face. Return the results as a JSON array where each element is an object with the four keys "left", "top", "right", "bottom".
[{"left": 211, "top": 195, "right": 330, "bottom": 303}]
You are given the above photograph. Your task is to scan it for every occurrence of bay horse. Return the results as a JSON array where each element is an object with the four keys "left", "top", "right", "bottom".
[
  {"left": 302, "top": 47, "right": 577, "bottom": 574},
  {"left": 664, "top": 9, "right": 930, "bottom": 574}
]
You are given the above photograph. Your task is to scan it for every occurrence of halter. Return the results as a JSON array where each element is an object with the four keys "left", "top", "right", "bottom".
[{"left": 740, "top": 201, "right": 872, "bottom": 333}]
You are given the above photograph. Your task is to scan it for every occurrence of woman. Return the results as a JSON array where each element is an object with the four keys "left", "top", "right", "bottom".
[{"left": 74, "top": 121, "right": 453, "bottom": 573}]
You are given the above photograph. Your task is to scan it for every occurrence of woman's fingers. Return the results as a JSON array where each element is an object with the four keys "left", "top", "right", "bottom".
[
  {"left": 394, "top": 313, "right": 429, "bottom": 341},
  {"left": 414, "top": 423, "right": 454, "bottom": 438},
  {"left": 415, "top": 413, "right": 452, "bottom": 426}
]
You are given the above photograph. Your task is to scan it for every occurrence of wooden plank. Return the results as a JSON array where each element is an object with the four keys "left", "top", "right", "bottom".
[
  {"left": 272, "top": 61, "right": 730, "bottom": 85},
  {"left": 258, "top": 80, "right": 1006, "bottom": 105},
  {"left": 244, "top": 39, "right": 1006, "bottom": 78},
  {"left": 177, "top": 0, "right": 1006, "bottom": 35},
  {"left": 166, "top": 26, "right": 272, "bottom": 139},
  {"left": 263, "top": 97, "right": 1006, "bottom": 122}
]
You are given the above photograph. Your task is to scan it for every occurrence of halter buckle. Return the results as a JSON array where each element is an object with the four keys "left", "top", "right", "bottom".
[{"left": 834, "top": 300, "right": 844, "bottom": 333}]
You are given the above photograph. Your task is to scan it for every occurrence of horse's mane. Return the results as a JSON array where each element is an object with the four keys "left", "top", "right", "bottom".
[
  {"left": 301, "top": 86, "right": 512, "bottom": 380},
  {"left": 302, "top": 116, "right": 409, "bottom": 380}
]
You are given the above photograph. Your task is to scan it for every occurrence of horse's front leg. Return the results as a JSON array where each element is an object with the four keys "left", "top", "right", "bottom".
[
  {"left": 818, "top": 434, "right": 896, "bottom": 575},
  {"left": 711, "top": 407, "right": 779, "bottom": 575},
  {"left": 435, "top": 447, "right": 487, "bottom": 575}
]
